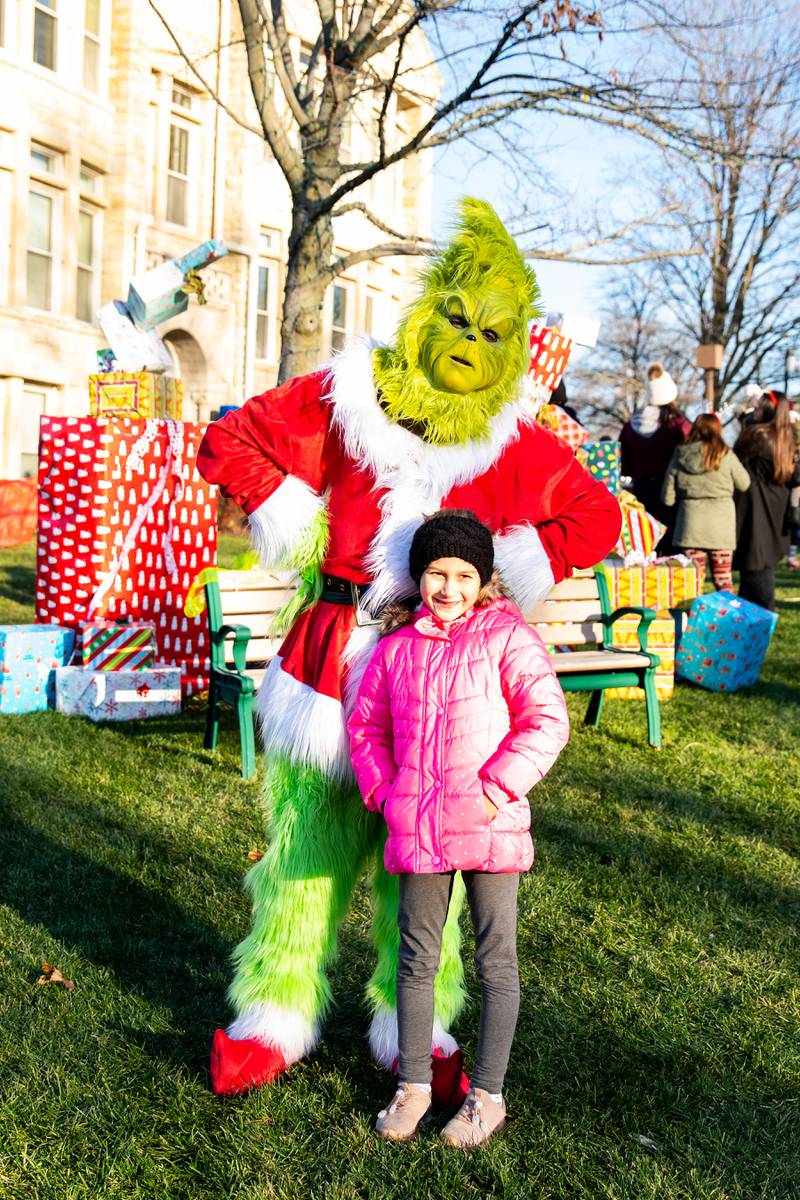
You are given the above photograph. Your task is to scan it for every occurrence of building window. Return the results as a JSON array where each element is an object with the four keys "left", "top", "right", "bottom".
[
  {"left": 76, "top": 205, "right": 98, "bottom": 323},
  {"left": 172, "top": 82, "right": 193, "bottom": 109},
  {"left": 83, "top": 0, "right": 101, "bottom": 91},
  {"left": 331, "top": 283, "right": 349, "bottom": 352},
  {"left": 166, "top": 123, "right": 189, "bottom": 225},
  {"left": 255, "top": 263, "right": 272, "bottom": 360},
  {"left": 30, "top": 143, "right": 60, "bottom": 176},
  {"left": 33, "top": 0, "right": 57, "bottom": 71},
  {"left": 27, "top": 190, "right": 54, "bottom": 311},
  {"left": 79, "top": 164, "right": 101, "bottom": 196},
  {"left": 21, "top": 389, "right": 48, "bottom": 478}
]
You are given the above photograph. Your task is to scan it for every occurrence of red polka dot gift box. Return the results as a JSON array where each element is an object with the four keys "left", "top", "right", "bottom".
[
  {"left": 528, "top": 322, "right": 573, "bottom": 393},
  {"left": 36, "top": 417, "right": 217, "bottom": 697}
]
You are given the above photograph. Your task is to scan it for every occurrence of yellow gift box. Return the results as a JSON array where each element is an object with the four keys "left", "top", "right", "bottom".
[
  {"left": 601, "top": 559, "right": 703, "bottom": 611},
  {"left": 89, "top": 372, "right": 183, "bottom": 419},
  {"left": 607, "top": 609, "right": 679, "bottom": 701}
]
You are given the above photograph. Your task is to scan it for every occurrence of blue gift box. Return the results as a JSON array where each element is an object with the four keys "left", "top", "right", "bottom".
[
  {"left": 0, "top": 624, "right": 76, "bottom": 713},
  {"left": 127, "top": 260, "right": 188, "bottom": 330},
  {"left": 582, "top": 441, "right": 621, "bottom": 494},
  {"left": 177, "top": 239, "right": 228, "bottom": 274},
  {"left": 675, "top": 591, "right": 778, "bottom": 692}
]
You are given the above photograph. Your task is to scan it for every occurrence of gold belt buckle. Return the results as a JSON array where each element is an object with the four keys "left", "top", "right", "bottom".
[{"left": 350, "top": 581, "right": 381, "bottom": 627}]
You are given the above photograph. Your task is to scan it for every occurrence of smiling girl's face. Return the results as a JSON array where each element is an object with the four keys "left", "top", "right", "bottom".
[{"left": 420, "top": 556, "right": 482, "bottom": 623}]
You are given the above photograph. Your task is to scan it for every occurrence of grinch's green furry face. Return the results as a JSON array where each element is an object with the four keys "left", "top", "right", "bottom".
[
  {"left": 418, "top": 284, "right": 519, "bottom": 395},
  {"left": 372, "top": 198, "right": 541, "bottom": 446}
]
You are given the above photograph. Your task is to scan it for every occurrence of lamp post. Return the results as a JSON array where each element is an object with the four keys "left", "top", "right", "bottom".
[{"left": 784, "top": 348, "right": 796, "bottom": 395}]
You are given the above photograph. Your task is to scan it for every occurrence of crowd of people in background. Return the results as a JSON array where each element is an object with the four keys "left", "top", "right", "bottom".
[{"left": 610, "top": 365, "right": 800, "bottom": 611}]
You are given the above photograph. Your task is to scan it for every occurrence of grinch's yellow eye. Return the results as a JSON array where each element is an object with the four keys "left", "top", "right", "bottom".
[
  {"left": 481, "top": 329, "right": 499, "bottom": 344},
  {"left": 448, "top": 314, "right": 468, "bottom": 329}
]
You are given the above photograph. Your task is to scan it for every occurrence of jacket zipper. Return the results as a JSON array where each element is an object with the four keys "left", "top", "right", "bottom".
[{"left": 437, "top": 638, "right": 454, "bottom": 864}]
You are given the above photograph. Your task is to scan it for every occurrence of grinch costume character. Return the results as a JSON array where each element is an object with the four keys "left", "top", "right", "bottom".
[{"left": 197, "top": 200, "right": 621, "bottom": 1098}]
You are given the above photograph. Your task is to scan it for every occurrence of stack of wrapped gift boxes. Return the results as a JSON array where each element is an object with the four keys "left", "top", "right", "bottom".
[
  {"left": 55, "top": 618, "right": 181, "bottom": 721},
  {"left": 9, "top": 239, "right": 225, "bottom": 721}
]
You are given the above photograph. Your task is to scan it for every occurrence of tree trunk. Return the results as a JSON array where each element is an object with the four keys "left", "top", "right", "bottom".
[{"left": 278, "top": 211, "right": 334, "bottom": 383}]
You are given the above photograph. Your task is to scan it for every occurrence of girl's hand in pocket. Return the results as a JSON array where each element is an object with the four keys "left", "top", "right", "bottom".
[{"left": 483, "top": 793, "right": 498, "bottom": 823}]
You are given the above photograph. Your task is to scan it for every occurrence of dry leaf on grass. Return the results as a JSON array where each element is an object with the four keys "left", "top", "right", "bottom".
[
  {"left": 247, "top": 849, "right": 264, "bottom": 862},
  {"left": 37, "top": 962, "right": 75, "bottom": 992}
]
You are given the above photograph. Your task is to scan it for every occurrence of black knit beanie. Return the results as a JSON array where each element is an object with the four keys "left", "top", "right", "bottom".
[{"left": 409, "top": 510, "right": 494, "bottom": 586}]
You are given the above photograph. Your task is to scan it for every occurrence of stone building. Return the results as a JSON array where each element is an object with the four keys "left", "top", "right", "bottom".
[{"left": 0, "top": 0, "right": 437, "bottom": 478}]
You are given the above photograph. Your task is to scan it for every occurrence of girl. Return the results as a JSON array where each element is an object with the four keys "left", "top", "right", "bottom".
[
  {"left": 661, "top": 412, "right": 750, "bottom": 592},
  {"left": 348, "top": 510, "right": 569, "bottom": 1149},
  {"left": 734, "top": 397, "right": 800, "bottom": 610}
]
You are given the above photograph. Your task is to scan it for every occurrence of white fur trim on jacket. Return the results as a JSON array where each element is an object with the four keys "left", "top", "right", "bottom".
[
  {"left": 493, "top": 524, "right": 555, "bottom": 613},
  {"left": 256, "top": 655, "right": 352, "bottom": 781},
  {"left": 368, "top": 1005, "right": 459, "bottom": 1070},
  {"left": 324, "top": 340, "right": 535, "bottom": 615},
  {"left": 227, "top": 1001, "right": 319, "bottom": 1065},
  {"left": 248, "top": 474, "right": 324, "bottom": 569}
]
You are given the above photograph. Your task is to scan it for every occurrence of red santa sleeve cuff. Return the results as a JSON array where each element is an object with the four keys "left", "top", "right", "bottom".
[
  {"left": 249, "top": 474, "right": 325, "bottom": 569},
  {"left": 493, "top": 524, "right": 555, "bottom": 612}
]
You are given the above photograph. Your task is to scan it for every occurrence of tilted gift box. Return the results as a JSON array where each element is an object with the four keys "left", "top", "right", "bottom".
[
  {"left": 607, "top": 609, "right": 681, "bottom": 701},
  {"left": 528, "top": 323, "right": 573, "bottom": 392},
  {"left": 96, "top": 300, "right": 174, "bottom": 373},
  {"left": 599, "top": 559, "right": 703, "bottom": 610},
  {"left": 0, "top": 623, "right": 75, "bottom": 713},
  {"left": 127, "top": 259, "right": 189, "bottom": 330},
  {"left": 536, "top": 402, "right": 591, "bottom": 450},
  {"left": 55, "top": 665, "right": 181, "bottom": 721},
  {"left": 675, "top": 591, "right": 778, "bottom": 692},
  {"left": 613, "top": 491, "right": 666, "bottom": 564},
  {"left": 579, "top": 441, "right": 621, "bottom": 494},
  {"left": 36, "top": 416, "right": 216, "bottom": 695},
  {"left": 177, "top": 239, "right": 228, "bottom": 274},
  {"left": 80, "top": 619, "right": 157, "bottom": 671},
  {"left": 89, "top": 372, "right": 183, "bottom": 419}
]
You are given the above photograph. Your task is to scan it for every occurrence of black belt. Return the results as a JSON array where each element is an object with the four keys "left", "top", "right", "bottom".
[{"left": 320, "top": 573, "right": 371, "bottom": 607}]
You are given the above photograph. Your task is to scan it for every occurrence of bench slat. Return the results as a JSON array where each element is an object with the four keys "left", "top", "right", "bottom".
[
  {"left": 526, "top": 599, "right": 603, "bottom": 623},
  {"left": 220, "top": 588, "right": 297, "bottom": 618},
  {"left": 530, "top": 622, "right": 605, "bottom": 645},
  {"left": 552, "top": 649, "right": 652, "bottom": 671},
  {"left": 222, "top": 636, "right": 282, "bottom": 666},
  {"left": 544, "top": 578, "right": 603, "bottom": 601}
]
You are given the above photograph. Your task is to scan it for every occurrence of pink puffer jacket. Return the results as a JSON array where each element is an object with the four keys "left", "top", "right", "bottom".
[{"left": 348, "top": 597, "right": 570, "bottom": 874}]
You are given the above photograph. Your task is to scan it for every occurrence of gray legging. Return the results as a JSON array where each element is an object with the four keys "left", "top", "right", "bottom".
[{"left": 397, "top": 870, "right": 520, "bottom": 1095}]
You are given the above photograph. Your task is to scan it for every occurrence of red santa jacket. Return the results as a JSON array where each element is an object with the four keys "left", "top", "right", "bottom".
[{"left": 198, "top": 342, "right": 621, "bottom": 779}]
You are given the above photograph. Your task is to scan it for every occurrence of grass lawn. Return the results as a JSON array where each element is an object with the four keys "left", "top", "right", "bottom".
[{"left": 1, "top": 540, "right": 798, "bottom": 1199}]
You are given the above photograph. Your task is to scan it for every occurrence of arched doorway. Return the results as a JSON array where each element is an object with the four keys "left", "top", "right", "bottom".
[{"left": 163, "top": 330, "right": 208, "bottom": 421}]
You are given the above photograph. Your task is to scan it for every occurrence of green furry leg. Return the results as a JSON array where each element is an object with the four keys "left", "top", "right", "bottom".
[
  {"left": 228, "top": 753, "right": 376, "bottom": 1030},
  {"left": 366, "top": 839, "right": 467, "bottom": 1051}
]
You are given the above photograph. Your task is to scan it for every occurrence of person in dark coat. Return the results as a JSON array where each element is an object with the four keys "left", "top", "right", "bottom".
[
  {"left": 734, "top": 398, "right": 800, "bottom": 610},
  {"left": 619, "top": 362, "right": 691, "bottom": 551}
]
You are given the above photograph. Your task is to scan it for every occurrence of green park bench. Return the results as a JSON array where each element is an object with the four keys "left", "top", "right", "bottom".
[
  {"left": 525, "top": 568, "right": 661, "bottom": 749},
  {"left": 204, "top": 565, "right": 661, "bottom": 779},
  {"left": 203, "top": 568, "right": 296, "bottom": 779}
]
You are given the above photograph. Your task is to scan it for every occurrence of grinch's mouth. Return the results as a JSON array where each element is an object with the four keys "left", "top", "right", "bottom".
[{"left": 449, "top": 355, "right": 472, "bottom": 367}]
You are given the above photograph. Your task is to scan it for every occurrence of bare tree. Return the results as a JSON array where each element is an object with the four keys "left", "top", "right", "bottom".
[
  {"left": 149, "top": 0, "right": 728, "bottom": 381},
  {"left": 615, "top": 7, "right": 800, "bottom": 408},
  {"left": 567, "top": 273, "right": 696, "bottom": 434}
]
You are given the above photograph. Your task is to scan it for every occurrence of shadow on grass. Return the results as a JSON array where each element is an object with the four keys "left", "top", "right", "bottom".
[{"left": 0, "top": 563, "right": 37, "bottom": 611}]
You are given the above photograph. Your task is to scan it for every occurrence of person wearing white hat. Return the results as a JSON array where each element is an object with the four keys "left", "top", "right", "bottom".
[{"left": 619, "top": 363, "right": 691, "bottom": 542}]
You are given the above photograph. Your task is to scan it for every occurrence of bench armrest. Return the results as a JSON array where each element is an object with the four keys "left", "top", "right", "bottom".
[
  {"left": 600, "top": 606, "right": 657, "bottom": 653},
  {"left": 216, "top": 622, "right": 253, "bottom": 673}
]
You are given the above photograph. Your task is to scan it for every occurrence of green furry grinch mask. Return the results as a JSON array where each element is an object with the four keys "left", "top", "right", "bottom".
[{"left": 373, "top": 198, "right": 541, "bottom": 445}]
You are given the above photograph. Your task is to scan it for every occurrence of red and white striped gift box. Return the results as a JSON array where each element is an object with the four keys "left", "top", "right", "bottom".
[{"left": 36, "top": 416, "right": 217, "bottom": 695}]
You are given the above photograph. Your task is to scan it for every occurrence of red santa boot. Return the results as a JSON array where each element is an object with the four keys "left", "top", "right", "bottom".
[{"left": 210, "top": 1029, "right": 288, "bottom": 1096}]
